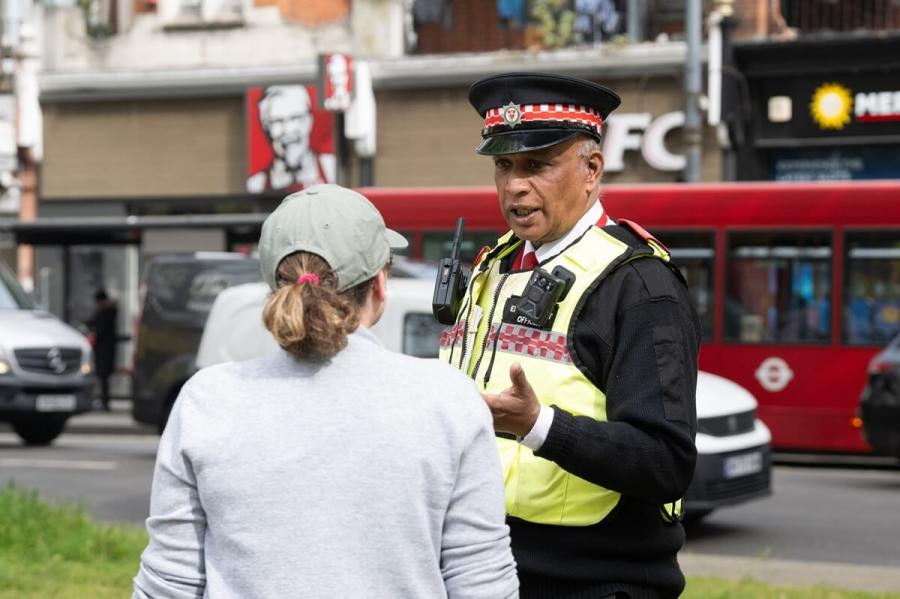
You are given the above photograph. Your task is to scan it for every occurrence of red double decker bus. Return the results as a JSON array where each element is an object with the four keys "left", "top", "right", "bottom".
[{"left": 363, "top": 181, "right": 900, "bottom": 453}]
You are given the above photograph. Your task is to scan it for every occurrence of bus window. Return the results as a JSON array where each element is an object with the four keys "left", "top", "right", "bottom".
[
  {"left": 421, "top": 231, "right": 500, "bottom": 265},
  {"left": 725, "top": 231, "right": 832, "bottom": 344},
  {"left": 844, "top": 231, "right": 900, "bottom": 346},
  {"left": 658, "top": 231, "right": 714, "bottom": 341}
]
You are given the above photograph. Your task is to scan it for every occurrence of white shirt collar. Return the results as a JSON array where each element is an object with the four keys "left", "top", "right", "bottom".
[{"left": 524, "top": 200, "right": 611, "bottom": 262}]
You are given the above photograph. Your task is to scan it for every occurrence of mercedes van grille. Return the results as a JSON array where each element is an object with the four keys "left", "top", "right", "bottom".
[{"left": 14, "top": 348, "right": 82, "bottom": 375}]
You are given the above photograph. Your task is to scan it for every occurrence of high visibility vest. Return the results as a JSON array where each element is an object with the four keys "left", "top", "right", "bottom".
[{"left": 439, "top": 222, "right": 679, "bottom": 526}]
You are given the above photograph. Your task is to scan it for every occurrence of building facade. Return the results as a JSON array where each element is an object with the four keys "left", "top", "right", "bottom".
[{"left": 7, "top": 0, "right": 896, "bottom": 386}]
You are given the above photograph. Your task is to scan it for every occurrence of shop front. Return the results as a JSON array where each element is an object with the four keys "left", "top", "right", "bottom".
[{"left": 733, "top": 35, "right": 900, "bottom": 181}]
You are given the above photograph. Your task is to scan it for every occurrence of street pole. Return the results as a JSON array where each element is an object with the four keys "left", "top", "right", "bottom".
[
  {"left": 15, "top": 22, "right": 41, "bottom": 292},
  {"left": 683, "top": 0, "right": 703, "bottom": 183},
  {"left": 709, "top": 0, "right": 737, "bottom": 180},
  {"left": 627, "top": 0, "right": 644, "bottom": 43}
]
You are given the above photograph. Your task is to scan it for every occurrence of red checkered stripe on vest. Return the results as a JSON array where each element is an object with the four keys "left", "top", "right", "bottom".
[
  {"left": 439, "top": 321, "right": 466, "bottom": 349},
  {"left": 485, "top": 323, "right": 573, "bottom": 365},
  {"left": 484, "top": 104, "right": 603, "bottom": 136}
]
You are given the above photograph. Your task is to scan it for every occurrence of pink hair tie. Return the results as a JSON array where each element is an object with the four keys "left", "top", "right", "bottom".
[{"left": 296, "top": 273, "right": 320, "bottom": 285}]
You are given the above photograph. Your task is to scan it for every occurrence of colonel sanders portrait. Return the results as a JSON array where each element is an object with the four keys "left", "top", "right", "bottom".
[
  {"left": 324, "top": 54, "right": 352, "bottom": 112},
  {"left": 246, "top": 85, "right": 336, "bottom": 193}
]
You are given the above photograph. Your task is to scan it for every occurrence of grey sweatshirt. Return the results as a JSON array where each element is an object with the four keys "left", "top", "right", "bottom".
[{"left": 133, "top": 328, "right": 518, "bottom": 599}]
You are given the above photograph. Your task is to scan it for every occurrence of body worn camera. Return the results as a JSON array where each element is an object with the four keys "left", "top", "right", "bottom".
[
  {"left": 512, "top": 266, "right": 576, "bottom": 329},
  {"left": 432, "top": 218, "right": 470, "bottom": 325}
]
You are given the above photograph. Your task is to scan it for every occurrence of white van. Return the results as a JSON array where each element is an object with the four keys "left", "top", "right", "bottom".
[
  {"left": 197, "top": 278, "right": 771, "bottom": 520},
  {"left": 0, "top": 262, "right": 96, "bottom": 445},
  {"left": 196, "top": 278, "right": 446, "bottom": 367}
]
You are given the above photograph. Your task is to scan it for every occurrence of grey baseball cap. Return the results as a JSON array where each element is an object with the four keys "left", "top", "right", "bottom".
[{"left": 259, "top": 184, "right": 408, "bottom": 292}]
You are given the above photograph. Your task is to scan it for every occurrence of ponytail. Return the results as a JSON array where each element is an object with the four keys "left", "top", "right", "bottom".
[{"left": 262, "top": 252, "right": 374, "bottom": 361}]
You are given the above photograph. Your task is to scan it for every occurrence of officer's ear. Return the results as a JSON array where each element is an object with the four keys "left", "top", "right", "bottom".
[{"left": 584, "top": 147, "right": 604, "bottom": 187}]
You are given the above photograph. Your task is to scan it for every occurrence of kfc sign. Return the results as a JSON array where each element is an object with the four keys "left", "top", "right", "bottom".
[
  {"left": 246, "top": 85, "right": 336, "bottom": 193},
  {"left": 319, "top": 53, "right": 354, "bottom": 113},
  {"left": 602, "top": 111, "right": 685, "bottom": 172}
]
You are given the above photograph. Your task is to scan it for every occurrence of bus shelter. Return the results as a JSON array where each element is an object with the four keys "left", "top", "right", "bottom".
[{"left": 0, "top": 213, "right": 268, "bottom": 393}]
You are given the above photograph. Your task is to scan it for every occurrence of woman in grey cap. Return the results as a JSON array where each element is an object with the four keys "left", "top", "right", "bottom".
[{"left": 133, "top": 184, "right": 518, "bottom": 599}]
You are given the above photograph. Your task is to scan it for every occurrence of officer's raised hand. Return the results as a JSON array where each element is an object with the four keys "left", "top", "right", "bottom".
[{"left": 481, "top": 362, "right": 541, "bottom": 436}]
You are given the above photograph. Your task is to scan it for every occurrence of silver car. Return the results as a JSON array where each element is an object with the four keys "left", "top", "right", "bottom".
[{"left": 0, "top": 262, "right": 95, "bottom": 445}]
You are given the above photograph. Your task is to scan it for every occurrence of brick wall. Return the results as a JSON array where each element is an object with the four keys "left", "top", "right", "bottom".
[
  {"left": 273, "top": 0, "right": 350, "bottom": 25},
  {"left": 730, "top": 0, "right": 900, "bottom": 40},
  {"left": 414, "top": 0, "right": 526, "bottom": 54}
]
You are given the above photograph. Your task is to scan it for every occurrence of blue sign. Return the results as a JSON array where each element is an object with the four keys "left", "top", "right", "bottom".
[{"left": 770, "top": 146, "right": 900, "bottom": 181}]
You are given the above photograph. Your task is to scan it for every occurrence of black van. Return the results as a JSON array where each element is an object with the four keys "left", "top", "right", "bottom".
[{"left": 131, "top": 253, "right": 261, "bottom": 432}]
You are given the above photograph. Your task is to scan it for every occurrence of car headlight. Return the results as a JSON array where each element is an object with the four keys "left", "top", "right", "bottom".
[
  {"left": 0, "top": 347, "right": 9, "bottom": 375},
  {"left": 80, "top": 349, "right": 93, "bottom": 375}
]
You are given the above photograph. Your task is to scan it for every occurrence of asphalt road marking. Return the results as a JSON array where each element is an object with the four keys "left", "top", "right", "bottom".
[{"left": 0, "top": 458, "right": 118, "bottom": 471}]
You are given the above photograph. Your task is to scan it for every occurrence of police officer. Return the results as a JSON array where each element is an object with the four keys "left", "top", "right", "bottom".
[{"left": 438, "top": 72, "right": 700, "bottom": 598}]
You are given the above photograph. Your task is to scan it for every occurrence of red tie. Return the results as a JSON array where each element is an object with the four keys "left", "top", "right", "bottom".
[{"left": 520, "top": 249, "right": 538, "bottom": 270}]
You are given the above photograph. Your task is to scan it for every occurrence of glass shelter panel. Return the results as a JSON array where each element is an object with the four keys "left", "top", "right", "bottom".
[{"left": 726, "top": 231, "right": 832, "bottom": 344}]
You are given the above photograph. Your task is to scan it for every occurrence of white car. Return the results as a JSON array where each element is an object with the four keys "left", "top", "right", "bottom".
[
  {"left": 197, "top": 278, "right": 771, "bottom": 520},
  {"left": 0, "top": 262, "right": 96, "bottom": 445},
  {"left": 688, "top": 371, "right": 772, "bottom": 520}
]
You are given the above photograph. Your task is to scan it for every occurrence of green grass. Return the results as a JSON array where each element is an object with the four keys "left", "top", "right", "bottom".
[
  {"left": 1, "top": 483, "right": 899, "bottom": 598},
  {"left": 0, "top": 482, "right": 147, "bottom": 599}
]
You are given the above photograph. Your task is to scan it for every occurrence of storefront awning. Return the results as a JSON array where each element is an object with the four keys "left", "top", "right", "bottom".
[{"left": 0, "top": 213, "right": 269, "bottom": 245}]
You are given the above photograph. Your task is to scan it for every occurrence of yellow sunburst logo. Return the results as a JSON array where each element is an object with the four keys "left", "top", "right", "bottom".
[{"left": 810, "top": 83, "right": 853, "bottom": 130}]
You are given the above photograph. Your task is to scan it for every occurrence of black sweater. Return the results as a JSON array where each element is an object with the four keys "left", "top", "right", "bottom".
[{"left": 502, "top": 226, "right": 701, "bottom": 599}]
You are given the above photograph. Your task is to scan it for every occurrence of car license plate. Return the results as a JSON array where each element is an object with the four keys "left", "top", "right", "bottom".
[
  {"left": 723, "top": 451, "right": 763, "bottom": 479},
  {"left": 35, "top": 394, "right": 77, "bottom": 412}
]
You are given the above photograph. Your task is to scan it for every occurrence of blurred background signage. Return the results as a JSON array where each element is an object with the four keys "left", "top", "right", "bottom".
[
  {"left": 770, "top": 146, "right": 900, "bottom": 181},
  {"left": 603, "top": 111, "right": 685, "bottom": 172},
  {"left": 319, "top": 53, "right": 354, "bottom": 113},
  {"left": 759, "top": 75, "right": 900, "bottom": 141}
]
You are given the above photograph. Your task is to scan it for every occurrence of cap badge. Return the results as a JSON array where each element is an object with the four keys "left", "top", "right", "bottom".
[{"left": 501, "top": 102, "right": 522, "bottom": 128}]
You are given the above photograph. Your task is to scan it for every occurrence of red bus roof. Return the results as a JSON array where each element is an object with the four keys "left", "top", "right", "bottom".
[{"left": 360, "top": 180, "right": 900, "bottom": 230}]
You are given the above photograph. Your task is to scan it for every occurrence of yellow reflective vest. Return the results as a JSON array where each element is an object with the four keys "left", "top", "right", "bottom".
[{"left": 439, "top": 222, "right": 677, "bottom": 526}]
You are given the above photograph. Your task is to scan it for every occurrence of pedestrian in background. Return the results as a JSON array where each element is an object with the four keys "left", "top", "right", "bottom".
[
  {"left": 439, "top": 72, "right": 700, "bottom": 598},
  {"left": 86, "top": 289, "right": 117, "bottom": 411},
  {"left": 133, "top": 184, "right": 518, "bottom": 599}
]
